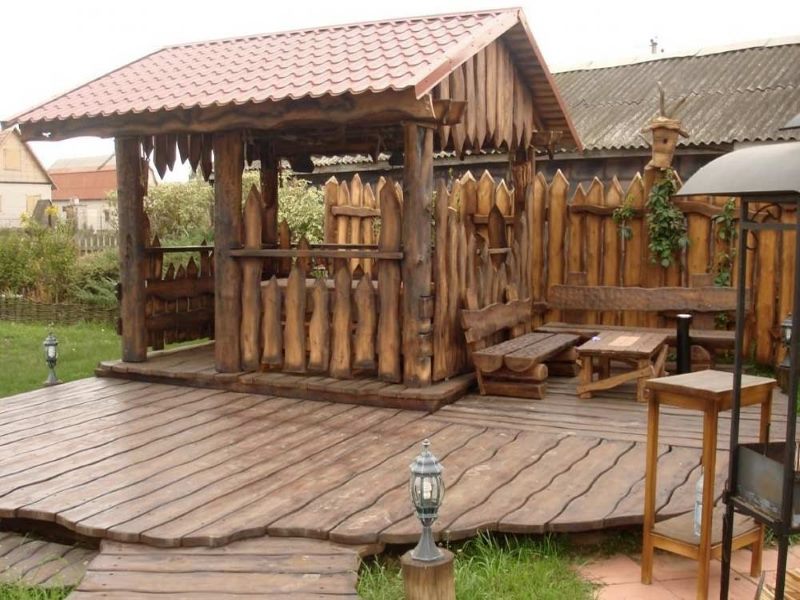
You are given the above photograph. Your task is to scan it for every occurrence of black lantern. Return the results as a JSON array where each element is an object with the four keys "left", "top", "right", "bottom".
[
  {"left": 43, "top": 332, "right": 60, "bottom": 386},
  {"left": 409, "top": 439, "right": 444, "bottom": 561}
]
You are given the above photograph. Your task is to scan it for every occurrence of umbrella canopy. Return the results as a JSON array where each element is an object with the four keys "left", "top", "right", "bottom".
[
  {"left": 783, "top": 112, "right": 800, "bottom": 131},
  {"left": 675, "top": 141, "right": 800, "bottom": 198}
]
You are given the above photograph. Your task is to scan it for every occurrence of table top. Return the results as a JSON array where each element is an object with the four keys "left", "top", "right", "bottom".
[
  {"left": 646, "top": 369, "right": 776, "bottom": 404},
  {"left": 577, "top": 331, "right": 668, "bottom": 359}
]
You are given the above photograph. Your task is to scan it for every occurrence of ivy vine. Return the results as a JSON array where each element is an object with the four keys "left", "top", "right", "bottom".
[
  {"left": 612, "top": 194, "right": 636, "bottom": 241},
  {"left": 646, "top": 167, "right": 688, "bottom": 267},
  {"left": 712, "top": 197, "right": 737, "bottom": 287}
]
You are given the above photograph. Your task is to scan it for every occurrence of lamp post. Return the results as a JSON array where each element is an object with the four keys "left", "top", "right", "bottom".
[
  {"left": 43, "top": 332, "right": 61, "bottom": 386},
  {"left": 778, "top": 314, "right": 793, "bottom": 392},
  {"left": 409, "top": 439, "right": 445, "bottom": 561},
  {"left": 401, "top": 440, "right": 454, "bottom": 600}
]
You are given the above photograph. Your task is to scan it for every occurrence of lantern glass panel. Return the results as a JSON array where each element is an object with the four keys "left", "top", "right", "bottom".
[
  {"left": 46, "top": 344, "right": 57, "bottom": 360},
  {"left": 782, "top": 315, "right": 793, "bottom": 346}
]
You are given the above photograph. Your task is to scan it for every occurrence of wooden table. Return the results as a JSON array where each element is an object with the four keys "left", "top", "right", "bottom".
[
  {"left": 576, "top": 331, "right": 668, "bottom": 402},
  {"left": 641, "top": 370, "right": 775, "bottom": 600}
]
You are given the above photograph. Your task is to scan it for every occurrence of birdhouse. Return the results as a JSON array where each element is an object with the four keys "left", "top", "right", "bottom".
[{"left": 642, "top": 116, "right": 688, "bottom": 169}]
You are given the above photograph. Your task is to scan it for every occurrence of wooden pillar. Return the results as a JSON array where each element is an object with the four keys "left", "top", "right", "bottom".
[
  {"left": 260, "top": 143, "right": 279, "bottom": 249},
  {"left": 402, "top": 122, "right": 434, "bottom": 387},
  {"left": 116, "top": 137, "right": 147, "bottom": 362},
  {"left": 213, "top": 131, "right": 244, "bottom": 373},
  {"left": 401, "top": 549, "right": 455, "bottom": 600}
]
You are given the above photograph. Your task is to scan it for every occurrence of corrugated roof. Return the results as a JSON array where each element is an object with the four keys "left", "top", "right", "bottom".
[
  {"left": 553, "top": 40, "right": 800, "bottom": 151},
  {"left": 4, "top": 9, "right": 520, "bottom": 124}
]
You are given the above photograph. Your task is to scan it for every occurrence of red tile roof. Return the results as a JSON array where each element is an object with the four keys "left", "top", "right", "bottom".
[{"left": 6, "top": 9, "right": 521, "bottom": 125}]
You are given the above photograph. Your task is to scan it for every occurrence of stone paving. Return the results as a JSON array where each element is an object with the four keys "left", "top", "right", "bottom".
[{"left": 580, "top": 545, "right": 800, "bottom": 599}]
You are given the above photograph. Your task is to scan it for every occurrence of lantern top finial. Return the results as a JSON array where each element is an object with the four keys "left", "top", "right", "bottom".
[{"left": 410, "top": 439, "right": 443, "bottom": 476}]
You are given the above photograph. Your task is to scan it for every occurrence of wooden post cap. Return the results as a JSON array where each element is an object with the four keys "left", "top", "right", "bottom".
[{"left": 401, "top": 548, "right": 455, "bottom": 600}]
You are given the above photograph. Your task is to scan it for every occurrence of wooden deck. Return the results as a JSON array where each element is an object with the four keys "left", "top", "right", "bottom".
[
  {"left": 67, "top": 537, "right": 364, "bottom": 599},
  {"left": 96, "top": 343, "right": 474, "bottom": 412},
  {"left": 0, "top": 531, "right": 96, "bottom": 588},
  {"left": 0, "top": 372, "right": 790, "bottom": 553}
]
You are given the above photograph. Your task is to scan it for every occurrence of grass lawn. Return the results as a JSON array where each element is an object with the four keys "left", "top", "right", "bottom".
[
  {"left": 0, "top": 585, "right": 71, "bottom": 600},
  {"left": 358, "top": 533, "right": 595, "bottom": 600},
  {"left": 0, "top": 321, "right": 119, "bottom": 399}
]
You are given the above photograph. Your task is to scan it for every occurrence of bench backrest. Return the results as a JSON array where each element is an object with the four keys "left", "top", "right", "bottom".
[
  {"left": 548, "top": 285, "right": 749, "bottom": 313},
  {"left": 460, "top": 299, "right": 530, "bottom": 345}
]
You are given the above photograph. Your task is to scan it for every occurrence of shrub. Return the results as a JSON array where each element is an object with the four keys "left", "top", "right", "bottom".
[
  {"left": 70, "top": 249, "right": 119, "bottom": 307},
  {"left": 0, "top": 232, "right": 33, "bottom": 294}
]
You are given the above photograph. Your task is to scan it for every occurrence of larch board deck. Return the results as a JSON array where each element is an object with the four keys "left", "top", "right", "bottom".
[
  {"left": 0, "top": 370, "right": 791, "bottom": 551},
  {"left": 66, "top": 537, "right": 362, "bottom": 599}
]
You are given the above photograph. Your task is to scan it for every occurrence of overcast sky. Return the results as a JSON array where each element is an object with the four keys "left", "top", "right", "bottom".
[{"left": 3, "top": 0, "right": 798, "bottom": 181}]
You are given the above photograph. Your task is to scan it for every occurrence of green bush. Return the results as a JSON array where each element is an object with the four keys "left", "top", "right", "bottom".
[
  {"left": 70, "top": 249, "right": 119, "bottom": 307},
  {"left": 0, "top": 222, "right": 77, "bottom": 303}
]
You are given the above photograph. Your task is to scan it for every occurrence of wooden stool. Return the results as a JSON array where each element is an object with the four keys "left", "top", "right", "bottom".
[{"left": 641, "top": 370, "right": 775, "bottom": 600}]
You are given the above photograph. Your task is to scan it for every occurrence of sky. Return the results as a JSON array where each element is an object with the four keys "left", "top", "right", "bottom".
[{"left": 2, "top": 0, "right": 799, "bottom": 181}]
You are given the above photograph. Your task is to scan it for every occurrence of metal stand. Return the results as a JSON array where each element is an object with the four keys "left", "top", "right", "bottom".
[{"left": 720, "top": 195, "right": 800, "bottom": 600}]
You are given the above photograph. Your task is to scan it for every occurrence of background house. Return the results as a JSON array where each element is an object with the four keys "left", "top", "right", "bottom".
[
  {"left": 306, "top": 36, "right": 800, "bottom": 186},
  {"left": 49, "top": 154, "right": 157, "bottom": 230},
  {"left": 0, "top": 129, "right": 53, "bottom": 227}
]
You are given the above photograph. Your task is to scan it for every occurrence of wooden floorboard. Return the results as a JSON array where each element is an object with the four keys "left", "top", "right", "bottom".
[
  {"left": 66, "top": 537, "right": 360, "bottom": 599},
  {"left": 0, "top": 365, "right": 790, "bottom": 550}
]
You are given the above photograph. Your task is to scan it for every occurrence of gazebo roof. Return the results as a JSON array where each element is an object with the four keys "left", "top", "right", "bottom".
[{"left": 2, "top": 8, "right": 579, "bottom": 150}]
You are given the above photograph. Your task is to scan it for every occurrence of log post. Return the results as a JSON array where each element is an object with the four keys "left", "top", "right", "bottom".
[
  {"left": 401, "top": 549, "right": 455, "bottom": 600},
  {"left": 402, "top": 122, "right": 434, "bottom": 387},
  {"left": 116, "top": 136, "right": 147, "bottom": 362},
  {"left": 260, "top": 142, "right": 279, "bottom": 275},
  {"left": 213, "top": 131, "right": 244, "bottom": 372}
]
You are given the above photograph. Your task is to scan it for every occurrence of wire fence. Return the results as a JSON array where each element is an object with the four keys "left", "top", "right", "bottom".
[{"left": 0, "top": 296, "right": 118, "bottom": 325}]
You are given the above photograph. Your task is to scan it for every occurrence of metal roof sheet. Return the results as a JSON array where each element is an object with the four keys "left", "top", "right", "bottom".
[
  {"left": 4, "top": 9, "right": 521, "bottom": 125},
  {"left": 553, "top": 42, "right": 800, "bottom": 151}
]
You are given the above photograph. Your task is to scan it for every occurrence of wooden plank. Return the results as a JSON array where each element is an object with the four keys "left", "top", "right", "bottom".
[
  {"left": 308, "top": 278, "right": 330, "bottom": 373},
  {"left": 230, "top": 248, "right": 403, "bottom": 260},
  {"left": 213, "top": 131, "right": 243, "bottom": 372},
  {"left": 260, "top": 277, "right": 282, "bottom": 367},
  {"left": 402, "top": 123, "right": 434, "bottom": 386},
  {"left": 353, "top": 275, "right": 376, "bottom": 370},
  {"left": 330, "top": 264, "right": 352, "bottom": 379},
  {"left": 377, "top": 181, "right": 402, "bottom": 383},
  {"left": 501, "top": 440, "right": 633, "bottom": 532},
  {"left": 546, "top": 171, "right": 569, "bottom": 322},
  {"left": 240, "top": 185, "right": 263, "bottom": 371},
  {"left": 504, "top": 334, "right": 579, "bottom": 372},
  {"left": 362, "top": 183, "right": 377, "bottom": 276},
  {"left": 116, "top": 137, "right": 147, "bottom": 362},
  {"left": 474, "top": 51, "right": 487, "bottom": 151},
  {"left": 323, "top": 177, "right": 338, "bottom": 243},
  {"left": 602, "top": 177, "right": 622, "bottom": 325},
  {"left": 349, "top": 174, "right": 363, "bottom": 272},
  {"left": 283, "top": 264, "right": 307, "bottom": 373},
  {"left": 485, "top": 42, "right": 497, "bottom": 148},
  {"left": 450, "top": 64, "right": 466, "bottom": 156},
  {"left": 433, "top": 179, "right": 451, "bottom": 382},
  {"left": 584, "top": 178, "right": 603, "bottom": 324},
  {"left": 548, "top": 284, "right": 742, "bottom": 312},
  {"left": 531, "top": 174, "right": 546, "bottom": 307},
  {"left": 465, "top": 56, "right": 477, "bottom": 149},
  {"left": 622, "top": 174, "right": 646, "bottom": 327},
  {"left": 754, "top": 215, "right": 778, "bottom": 364},
  {"left": 336, "top": 180, "right": 350, "bottom": 248}
]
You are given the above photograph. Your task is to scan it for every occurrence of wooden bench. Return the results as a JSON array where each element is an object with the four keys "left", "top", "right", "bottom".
[
  {"left": 461, "top": 299, "right": 580, "bottom": 399},
  {"left": 541, "top": 285, "right": 750, "bottom": 366}
]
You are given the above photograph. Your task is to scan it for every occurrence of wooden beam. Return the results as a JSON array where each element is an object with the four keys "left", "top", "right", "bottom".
[
  {"left": 402, "top": 123, "right": 434, "bottom": 387},
  {"left": 116, "top": 137, "right": 147, "bottom": 362},
  {"left": 213, "top": 131, "right": 244, "bottom": 372},
  {"left": 16, "top": 90, "right": 439, "bottom": 141}
]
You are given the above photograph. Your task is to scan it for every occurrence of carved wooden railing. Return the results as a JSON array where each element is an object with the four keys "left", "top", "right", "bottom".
[
  {"left": 144, "top": 238, "right": 214, "bottom": 350},
  {"left": 234, "top": 181, "right": 403, "bottom": 381}
]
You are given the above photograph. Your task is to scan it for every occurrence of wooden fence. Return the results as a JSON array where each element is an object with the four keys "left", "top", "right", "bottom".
[
  {"left": 143, "top": 237, "right": 214, "bottom": 350},
  {"left": 75, "top": 230, "right": 118, "bottom": 255},
  {"left": 0, "top": 295, "right": 117, "bottom": 325},
  {"left": 531, "top": 171, "right": 793, "bottom": 365}
]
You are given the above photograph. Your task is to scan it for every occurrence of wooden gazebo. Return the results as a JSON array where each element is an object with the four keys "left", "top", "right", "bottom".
[{"left": 3, "top": 8, "right": 580, "bottom": 406}]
